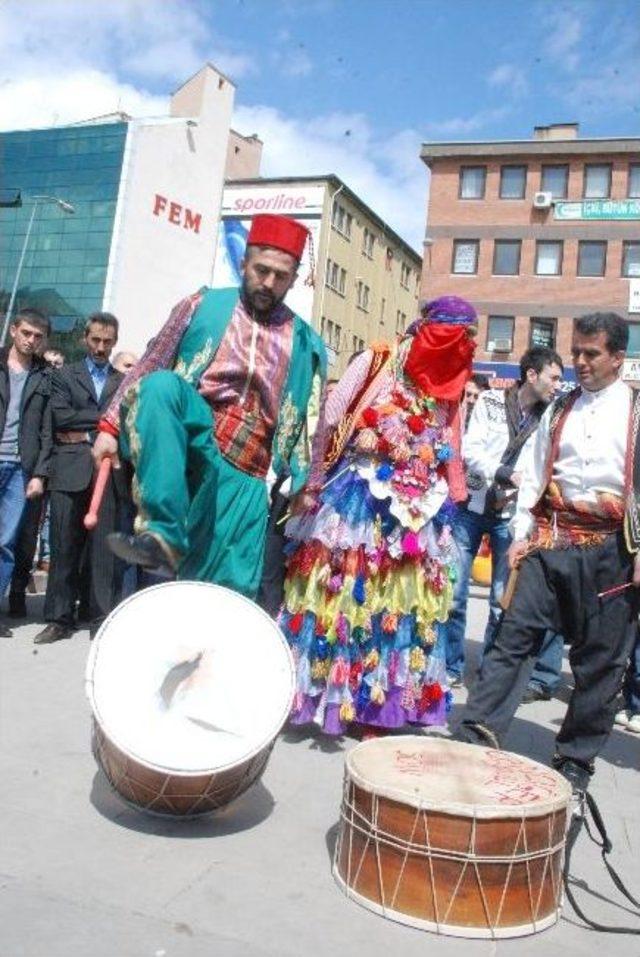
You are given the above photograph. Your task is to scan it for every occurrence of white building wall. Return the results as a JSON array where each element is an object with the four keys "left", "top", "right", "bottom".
[{"left": 103, "top": 66, "right": 234, "bottom": 353}]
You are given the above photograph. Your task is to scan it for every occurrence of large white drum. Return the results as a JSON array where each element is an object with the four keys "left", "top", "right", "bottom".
[{"left": 86, "top": 581, "right": 295, "bottom": 816}]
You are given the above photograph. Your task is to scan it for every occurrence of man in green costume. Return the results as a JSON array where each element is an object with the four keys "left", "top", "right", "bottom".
[{"left": 94, "top": 214, "right": 326, "bottom": 599}]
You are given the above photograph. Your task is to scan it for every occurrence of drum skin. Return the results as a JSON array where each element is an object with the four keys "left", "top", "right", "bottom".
[
  {"left": 93, "top": 722, "right": 274, "bottom": 816},
  {"left": 333, "top": 737, "right": 571, "bottom": 939},
  {"left": 86, "top": 581, "right": 295, "bottom": 818}
]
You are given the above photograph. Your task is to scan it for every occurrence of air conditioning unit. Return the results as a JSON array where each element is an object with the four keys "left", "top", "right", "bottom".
[
  {"left": 488, "top": 339, "right": 512, "bottom": 352},
  {"left": 533, "top": 191, "right": 553, "bottom": 209}
]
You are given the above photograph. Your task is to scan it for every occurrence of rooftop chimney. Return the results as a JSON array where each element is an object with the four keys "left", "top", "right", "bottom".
[{"left": 533, "top": 123, "right": 579, "bottom": 141}]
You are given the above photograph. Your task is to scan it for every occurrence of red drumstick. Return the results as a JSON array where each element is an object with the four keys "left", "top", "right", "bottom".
[{"left": 84, "top": 458, "right": 112, "bottom": 530}]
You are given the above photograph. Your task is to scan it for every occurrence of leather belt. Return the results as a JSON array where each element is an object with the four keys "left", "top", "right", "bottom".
[{"left": 55, "top": 431, "right": 91, "bottom": 444}]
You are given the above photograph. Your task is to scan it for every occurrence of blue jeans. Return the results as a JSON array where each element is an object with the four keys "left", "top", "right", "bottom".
[
  {"left": 443, "top": 505, "right": 512, "bottom": 680},
  {"left": 623, "top": 628, "right": 640, "bottom": 714},
  {"left": 528, "top": 631, "right": 564, "bottom": 694},
  {"left": 0, "top": 461, "right": 27, "bottom": 600}
]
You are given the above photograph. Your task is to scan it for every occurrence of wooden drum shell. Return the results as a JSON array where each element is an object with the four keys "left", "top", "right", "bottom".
[
  {"left": 93, "top": 721, "right": 274, "bottom": 817},
  {"left": 333, "top": 738, "right": 571, "bottom": 939}
]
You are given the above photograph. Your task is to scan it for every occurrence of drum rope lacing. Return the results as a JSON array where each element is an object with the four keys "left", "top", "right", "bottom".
[{"left": 336, "top": 776, "right": 564, "bottom": 937}]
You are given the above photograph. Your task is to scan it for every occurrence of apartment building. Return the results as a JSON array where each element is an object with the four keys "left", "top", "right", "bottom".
[
  {"left": 420, "top": 124, "right": 640, "bottom": 379},
  {"left": 215, "top": 175, "right": 421, "bottom": 376}
]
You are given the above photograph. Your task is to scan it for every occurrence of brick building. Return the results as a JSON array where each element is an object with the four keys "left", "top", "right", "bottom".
[{"left": 420, "top": 124, "right": 640, "bottom": 379}]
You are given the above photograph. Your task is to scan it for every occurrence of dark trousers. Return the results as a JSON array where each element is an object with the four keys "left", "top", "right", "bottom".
[
  {"left": 44, "top": 479, "right": 122, "bottom": 627},
  {"left": 256, "top": 487, "right": 289, "bottom": 619},
  {"left": 458, "top": 532, "right": 638, "bottom": 768}
]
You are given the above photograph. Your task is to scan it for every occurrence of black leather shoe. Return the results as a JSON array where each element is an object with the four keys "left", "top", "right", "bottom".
[
  {"left": 0, "top": 618, "right": 13, "bottom": 638},
  {"left": 107, "top": 532, "right": 176, "bottom": 575},
  {"left": 522, "top": 685, "right": 552, "bottom": 704},
  {"left": 34, "top": 623, "right": 74, "bottom": 645},
  {"left": 8, "top": 592, "right": 27, "bottom": 618}
]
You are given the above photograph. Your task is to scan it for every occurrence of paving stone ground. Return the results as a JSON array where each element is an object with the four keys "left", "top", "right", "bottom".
[{"left": 1, "top": 590, "right": 639, "bottom": 957}]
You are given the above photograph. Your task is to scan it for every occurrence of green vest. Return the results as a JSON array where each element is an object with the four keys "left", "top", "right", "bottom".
[{"left": 173, "top": 287, "right": 327, "bottom": 493}]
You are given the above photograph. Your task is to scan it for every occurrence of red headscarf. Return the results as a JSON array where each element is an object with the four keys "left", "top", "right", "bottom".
[{"left": 403, "top": 296, "right": 476, "bottom": 401}]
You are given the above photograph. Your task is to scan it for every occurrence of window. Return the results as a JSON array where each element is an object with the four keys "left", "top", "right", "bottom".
[
  {"left": 380, "top": 297, "right": 386, "bottom": 325},
  {"left": 530, "top": 318, "right": 556, "bottom": 349},
  {"left": 331, "top": 203, "right": 352, "bottom": 239},
  {"left": 622, "top": 242, "right": 640, "bottom": 278},
  {"left": 493, "top": 240, "right": 521, "bottom": 275},
  {"left": 400, "top": 262, "right": 411, "bottom": 289},
  {"left": 356, "top": 280, "right": 370, "bottom": 311},
  {"left": 577, "top": 241, "right": 607, "bottom": 277},
  {"left": 352, "top": 335, "right": 365, "bottom": 352},
  {"left": 459, "top": 166, "right": 486, "bottom": 199},
  {"left": 323, "top": 318, "right": 341, "bottom": 351},
  {"left": 396, "top": 310, "right": 407, "bottom": 333},
  {"left": 584, "top": 164, "right": 612, "bottom": 199},
  {"left": 500, "top": 165, "right": 527, "bottom": 199},
  {"left": 541, "top": 164, "right": 569, "bottom": 198},
  {"left": 628, "top": 324, "right": 640, "bottom": 357},
  {"left": 325, "top": 258, "right": 346, "bottom": 294},
  {"left": 535, "top": 240, "right": 563, "bottom": 276},
  {"left": 452, "top": 239, "right": 479, "bottom": 274},
  {"left": 629, "top": 164, "right": 640, "bottom": 198},
  {"left": 362, "top": 227, "right": 375, "bottom": 258},
  {"left": 486, "top": 316, "right": 514, "bottom": 352}
]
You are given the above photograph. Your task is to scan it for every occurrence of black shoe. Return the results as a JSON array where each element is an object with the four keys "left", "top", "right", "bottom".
[
  {"left": 522, "top": 685, "right": 552, "bottom": 704},
  {"left": 552, "top": 755, "right": 593, "bottom": 794},
  {"left": 0, "top": 618, "right": 13, "bottom": 638},
  {"left": 34, "top": 623, "right": 74, "bottom": 645},
  {"left": 8, "top": 592, "right": 27, "bottom": 618},
  {"left": 107, "top": 532, "right": 176, "bottom": 575}
]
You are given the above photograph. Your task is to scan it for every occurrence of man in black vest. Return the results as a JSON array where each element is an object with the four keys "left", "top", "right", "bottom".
[
  {"left": 0, "top": 308, "right": 52, "bottom": 638},
  {"left": 442, "top": 347, "right": 563, "bottom": 685},
  {"left": 35, "top": 313, "right": 123, "bottom": 644}
]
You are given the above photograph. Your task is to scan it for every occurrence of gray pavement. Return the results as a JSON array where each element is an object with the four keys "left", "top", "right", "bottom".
[{"left": 1, "top": 590, "right": 639, "bottom": 957}]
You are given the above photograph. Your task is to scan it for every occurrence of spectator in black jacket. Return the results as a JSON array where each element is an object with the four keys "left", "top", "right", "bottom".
[
  {"left": 8, "top": 348, "right": 66, "bottom": 619},
  {"left": 0, "top": 308, "right": 52, "bottom": 637},
  {"left": 34, "top": 313, "right": 123, "bottom": 644}
]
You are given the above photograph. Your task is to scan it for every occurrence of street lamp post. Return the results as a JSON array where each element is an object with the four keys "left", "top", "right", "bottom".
[{"left": 1, "top": 194, "right": 75, "bottom": 347}]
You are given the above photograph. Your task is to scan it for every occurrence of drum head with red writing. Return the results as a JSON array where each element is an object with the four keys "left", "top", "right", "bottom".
[{"left": 346, "top": 736, "right": 571, "bottom": 819}]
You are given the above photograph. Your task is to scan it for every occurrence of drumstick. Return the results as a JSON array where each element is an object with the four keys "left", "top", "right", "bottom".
[
  {"left": 84, "top": 458, "right": 112, "bottom": 530},
  {"left": 499, "top": 566, "right": 520, "bottom": 611},
  {"left": 597, "top": 581, "right": 634, "bottom": 600}
]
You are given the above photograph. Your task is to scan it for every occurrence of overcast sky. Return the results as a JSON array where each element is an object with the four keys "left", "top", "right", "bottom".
[{"left": 1, "top": 0, "right": 638, "bottom": 249}]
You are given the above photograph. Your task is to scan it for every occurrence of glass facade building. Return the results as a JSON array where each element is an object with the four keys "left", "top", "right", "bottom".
[{"left": 0, "top": 122, "right": 126, "bottom": 335}]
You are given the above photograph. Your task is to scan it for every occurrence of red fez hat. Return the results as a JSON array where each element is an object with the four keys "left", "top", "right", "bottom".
[{"left": 246, "top": 214, "right": 309, "bottom": 261}]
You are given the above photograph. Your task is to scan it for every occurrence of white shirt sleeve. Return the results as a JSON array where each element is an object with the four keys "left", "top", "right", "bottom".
[
  {"left": 463, "top": 392, "right": 500, "bottom": 483},
  {"left": 509, "top": 403, "right": 553, "bottom": 540}
]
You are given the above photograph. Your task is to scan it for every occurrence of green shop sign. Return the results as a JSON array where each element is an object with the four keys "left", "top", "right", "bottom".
[{"left": 554, "top": 199, "right": 640, "bottom": 220}]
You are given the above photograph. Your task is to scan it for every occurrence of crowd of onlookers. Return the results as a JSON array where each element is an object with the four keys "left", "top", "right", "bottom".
[
  {"left": 0, "top": 306, "right": 138, "bottom": 643},
  {"left": 1, "top": 308, "right": 638, "bottom": 730}
]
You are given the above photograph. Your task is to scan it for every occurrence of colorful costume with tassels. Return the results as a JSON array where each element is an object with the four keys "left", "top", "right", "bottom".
[{"left": 280, "top": 298, "right": 476, "bottom": 735}]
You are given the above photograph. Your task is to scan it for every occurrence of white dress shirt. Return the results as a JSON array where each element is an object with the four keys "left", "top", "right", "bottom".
[{"left": 511, "top": 378, "right": 631, "bottom": 540}]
